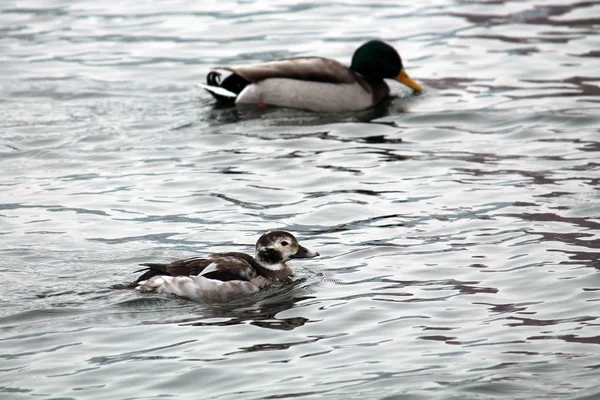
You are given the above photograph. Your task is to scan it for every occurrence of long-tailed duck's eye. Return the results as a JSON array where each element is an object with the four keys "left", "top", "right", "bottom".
[{"left": 281, "top": 240, "right": 289, "bottom": 246}]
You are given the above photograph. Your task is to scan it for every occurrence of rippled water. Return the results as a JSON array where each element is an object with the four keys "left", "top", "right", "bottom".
[{"left": 1, "top": 0, "right": 599, "bottom": 399}]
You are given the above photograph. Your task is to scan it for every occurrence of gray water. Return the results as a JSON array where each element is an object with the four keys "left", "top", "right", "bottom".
[{"left": 1, "top": 0, "right": 599, "bottom": 399}]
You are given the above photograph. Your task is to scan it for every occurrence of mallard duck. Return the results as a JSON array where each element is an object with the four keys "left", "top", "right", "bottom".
[
  {"left": 131, "top": 231, "right": 319, "bottom": 302},
  {"left": 199, "top": 40, "right": 422, "bottom": 112}
]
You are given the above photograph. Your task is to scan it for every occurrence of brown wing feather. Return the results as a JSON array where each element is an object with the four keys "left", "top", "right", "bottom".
[
  {"left": 165, "top": 252, "right": 258, "bottom": 282},
  {"left": 219, "top": 57, "right": 358, "bottom": 85},
  {"left": 166, "top": 257, "right": 213, "bottom": 276},
  {"left": 200, "top": 255, "right": 258, "bottom": 282}
]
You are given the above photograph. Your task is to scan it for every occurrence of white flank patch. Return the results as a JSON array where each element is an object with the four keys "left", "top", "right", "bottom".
[
  {"left": 199, "top": 262, "right": 218, "bottom": 277},
  {"left": 236, "top": 79, "right": 373, "bottom": 112},
  {"left": 136, "top": 275, "right": 259, "bottom": 302},
  {"left": 198, "top": 83, "right": 237, "bottom": 98}
]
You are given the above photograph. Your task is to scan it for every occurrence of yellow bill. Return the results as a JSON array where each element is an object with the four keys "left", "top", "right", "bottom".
[{"left": 395, "top": 69, "right": 423, "bottom": 93}]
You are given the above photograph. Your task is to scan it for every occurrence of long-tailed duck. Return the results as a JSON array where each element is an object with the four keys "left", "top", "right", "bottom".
[{"left": 130, "top": 231, "right": 319, "bottom": 302}]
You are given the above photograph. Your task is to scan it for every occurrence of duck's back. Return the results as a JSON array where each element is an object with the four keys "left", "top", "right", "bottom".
[
  {"left": 221, "top": 57, "right": 357, "bottom": 84},
  {"left": 136, "top": 252, "right": 257, "bottom": 279}
]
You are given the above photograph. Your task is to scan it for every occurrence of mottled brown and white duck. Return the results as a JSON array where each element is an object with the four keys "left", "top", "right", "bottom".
[{"left": 131, "top": 231, "right": 319, "bottom": 302}]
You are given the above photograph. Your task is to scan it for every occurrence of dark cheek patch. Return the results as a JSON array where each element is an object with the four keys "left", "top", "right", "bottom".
[{"left": 258, "top": 248, "right": 283, "bottom": 264}]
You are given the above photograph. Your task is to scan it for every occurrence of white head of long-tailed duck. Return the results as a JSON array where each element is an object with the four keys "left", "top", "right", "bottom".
[
  {"left": 255, "top": 230, "right": 318, "bottom": 271},
  {"left": 131, "top": 231, "right": 318, "bottom": 302}
]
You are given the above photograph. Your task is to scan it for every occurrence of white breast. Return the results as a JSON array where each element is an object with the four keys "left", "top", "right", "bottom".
[{"left": 236, "top": 78, "right": 374, "bottom": 112}]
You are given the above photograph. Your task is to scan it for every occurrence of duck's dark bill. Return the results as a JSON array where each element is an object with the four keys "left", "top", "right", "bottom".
[
  {"left": 292, "top": 245, "right": 319, "bottom": 259},
  {"left": 395, "top": 69, "right": 423, "bottom": 93}
]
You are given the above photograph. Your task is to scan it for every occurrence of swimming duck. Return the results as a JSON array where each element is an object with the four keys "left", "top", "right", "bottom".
[
  {"left": 199, "top": 40, "right": 422, "bottom": 112},
  {"left": 131, "top": 231, "right": 319, "bottom": 302}
]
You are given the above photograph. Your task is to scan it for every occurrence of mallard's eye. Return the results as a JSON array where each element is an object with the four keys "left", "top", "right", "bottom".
[{"left": 281, "top": 240, "right": 289, "bottom": 246}]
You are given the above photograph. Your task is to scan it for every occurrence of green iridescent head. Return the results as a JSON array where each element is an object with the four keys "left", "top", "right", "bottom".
[{"left": 351, "top": 40, "right": 422, "bottom": 92}]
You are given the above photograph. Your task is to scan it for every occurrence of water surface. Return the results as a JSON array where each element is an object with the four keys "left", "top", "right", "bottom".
[{"left": 1, "top": 0, "right": 599, "bottom": 399}]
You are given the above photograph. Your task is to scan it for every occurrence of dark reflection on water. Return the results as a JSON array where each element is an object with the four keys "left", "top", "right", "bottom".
[
  {"left": 1, "top": 0, "right": 600, "bottom": 399},
  {"left": 117, "top": 276, "right": 319, "bottom": 332},
  {"left": 453, "top": 1, "right": 600, "bottom": 28}
]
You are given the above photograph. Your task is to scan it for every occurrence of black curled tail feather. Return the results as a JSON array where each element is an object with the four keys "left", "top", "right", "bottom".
[
  {"left": 124, "top": 263, "right": 171, "bottom": 289},
  {"left": 204, "top": 71, "right": 251, "bottom": 103},
  {"left": 207, "top": 71, "right": 222, "bottom": 86}
]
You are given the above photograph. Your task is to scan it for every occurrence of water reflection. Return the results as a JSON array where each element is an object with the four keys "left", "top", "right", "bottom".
[
  {"left": 453, "top": 1, "right": 600, "bottom": 28},
  {"left": 124, "top": 277, "right": 317, "bottom": 331},
  {"left": 203, "top": 96, "right": 405, "bottom": 125}
]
